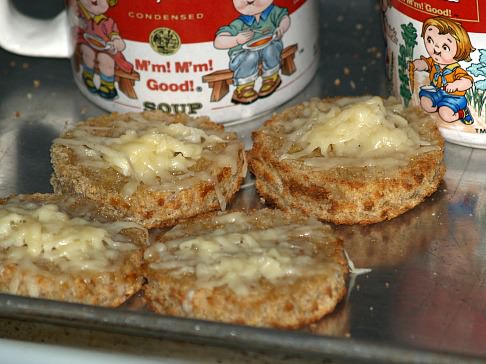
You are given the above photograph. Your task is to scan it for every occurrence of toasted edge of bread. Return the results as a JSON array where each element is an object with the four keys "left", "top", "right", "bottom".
[
  {"left": 0, "top": 193, "right": 147, "bottom": 307},
  {"left": 143, "top": 208, "right": 348, "bottom": 328},
  {"left": 50, "top": 111, "right": 247, "bottom": 228},
  {"left": 248, "top": 97, "right": 445, "bottom": 224}
]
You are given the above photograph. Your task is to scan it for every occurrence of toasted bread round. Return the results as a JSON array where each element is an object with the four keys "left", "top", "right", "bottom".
[
  {"left": 0, "top": 193, "right": 147, "bottom": 307},
  {"left": 143, "top": 208, "right": 348, "bottom": 328},
  {"left": 50, "top": 111, "right": 247, "bottom": 228},
  {"left": 248, "top": 96, "right": 445, "bottom": 224}
]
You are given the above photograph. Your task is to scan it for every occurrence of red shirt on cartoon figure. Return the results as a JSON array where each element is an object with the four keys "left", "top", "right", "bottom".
[{"left": 75, "top": 0, "right": 133, "bottom": 99}]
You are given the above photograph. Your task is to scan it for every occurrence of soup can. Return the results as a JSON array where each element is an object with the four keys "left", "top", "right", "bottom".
[
  {"left": 382, "top": 0, "right": 486, "bottom": 148},
  {"left": 68, "top": 0, "right": 320, "bottom": 123},
  {"left": 0, "top": 0, "right": 319, "bottom": 124}
]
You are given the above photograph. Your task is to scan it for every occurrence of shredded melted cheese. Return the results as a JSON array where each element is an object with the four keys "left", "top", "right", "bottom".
[
  {"left": 54, "top": 115, "right": 245, "bottom": 205},
  {"left": 145, "top": 211, "right": 338, "bottom": 295},
  {"left": 0, "top": 201, "right": 141, "bottom": 272},
  {"left": 278, "top": 96, "right": 439, "bottom": 168}
]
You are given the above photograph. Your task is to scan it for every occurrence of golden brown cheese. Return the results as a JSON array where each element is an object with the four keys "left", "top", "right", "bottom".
[
  {"left": 144, "top": 211, "right": 332, "bottom": 295},
  {"left": 279, "top": 96, "right": 440, "bottom": 168},
  {"left": 0, "top": 201, "right": 141, "bottom": 272},
  {"left": 54, "top": 115, "right": 244, "bottom": 200}
]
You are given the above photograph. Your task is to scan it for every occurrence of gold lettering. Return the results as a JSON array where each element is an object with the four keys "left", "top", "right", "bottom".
[
  {"left": 424, "top": 4, "right": 451, "bottom": 17},
  {"left": 126, "top": 12, "right": 205, "bottom": 21}
]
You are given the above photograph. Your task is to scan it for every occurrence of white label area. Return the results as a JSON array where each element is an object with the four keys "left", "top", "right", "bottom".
[
  {"left": 73, "top": 0, "right": 319, "bottom": 124},
  {"left": 384, "top": 6, "right": 486, "bottom": 148}
]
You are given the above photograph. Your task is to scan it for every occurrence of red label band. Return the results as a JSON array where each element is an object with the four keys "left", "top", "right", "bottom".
[
  {"left": 391, "top": 0, "right": 485, "bottom": 33},
  {"left": 69, "top": 0, "right": 308, "bottom": 44}
]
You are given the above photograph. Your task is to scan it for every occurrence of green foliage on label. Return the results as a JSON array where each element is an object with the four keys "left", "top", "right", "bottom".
[
  {"left": 398, "top": 23, "right": 417, "bottom": 107},
  {"left": 466, "top": 49, "right": 486, "bottom": 120}
]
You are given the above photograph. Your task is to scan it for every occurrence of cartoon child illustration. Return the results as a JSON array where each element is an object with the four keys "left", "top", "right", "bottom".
[
  {"left": 75, "top": 0, "right": 134, "bottom": 99},
  {"left": 411, "top": 16, "right": 475, "bottom": 125},
  {"left": 214, "top": 0, "right": 290, "bottom": 104}
]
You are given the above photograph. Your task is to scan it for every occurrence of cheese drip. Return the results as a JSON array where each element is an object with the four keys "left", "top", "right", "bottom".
[
  {"left": 0, "top": 202, "right": 139, "bottom": 272},
  {"left": 280, "top": 96, "right": 438, "bottom": 168},
  {"left": 145, "top": 212, "right": 330, "bottom": 295}
]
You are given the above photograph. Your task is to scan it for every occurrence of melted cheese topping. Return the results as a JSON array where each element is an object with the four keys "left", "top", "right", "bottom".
[
  {"left": 54, "top": 115, "right": 244, "bottom": 202},
  {"left": 278, "top": 96, "right": 439, "bottom": 168},
  {"left": 145, "top": 211, "right": 335, "bottom": 295},
  {"left": 0, "top": 201, "right": 141, "bottom": 272}
]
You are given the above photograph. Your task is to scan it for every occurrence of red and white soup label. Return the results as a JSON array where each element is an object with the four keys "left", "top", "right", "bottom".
[
  {"left": 68, "top": 0, "right": 319, "bottom": 123},
  {"left": 383, "top": 0, "right": 486, "bottom": 148}
]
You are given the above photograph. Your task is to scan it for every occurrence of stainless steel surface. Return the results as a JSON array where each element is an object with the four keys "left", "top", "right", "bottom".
[{"left": 1, "top": 0, "right": 486, "bottom": 363}]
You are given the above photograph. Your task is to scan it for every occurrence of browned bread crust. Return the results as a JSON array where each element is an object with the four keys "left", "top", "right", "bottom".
[
  {"left": 248, "top": 97, "right": 445, "bottom": 224},
  {"left": 0, "top": 193, "right": 146, "bottom": 307},
  {"left": 143, "top": 208, "right": 348, "bottom": 328},
  {"left": 50, "top": 111, "right": 247, "bottom": 228}
]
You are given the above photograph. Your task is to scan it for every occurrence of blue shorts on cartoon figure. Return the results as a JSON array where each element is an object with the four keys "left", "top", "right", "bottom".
[
  {"left": 229, "top": 39, "right": 283, "bottom": 89},
  {"left": 419, "top": 86, "right": 473, "bottom": 125},
  {"left": 214, "top": 0, "right": 291, "bottom": 104}
]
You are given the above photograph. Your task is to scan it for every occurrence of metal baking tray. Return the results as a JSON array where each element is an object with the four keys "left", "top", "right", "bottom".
[{"left": 1, "top": 0, "right": 486, "bottom": 363}]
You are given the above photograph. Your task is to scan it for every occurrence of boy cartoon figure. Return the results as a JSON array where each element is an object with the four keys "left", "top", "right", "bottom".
[
  {"left": 411, "top": 16, "right": 475, "bottom": 125},
  {"left": 76, "top": 0, "right": 133, "bottom": 99},
  {"left": 214, "top": 0, "right": 290, "bottom": 104}
]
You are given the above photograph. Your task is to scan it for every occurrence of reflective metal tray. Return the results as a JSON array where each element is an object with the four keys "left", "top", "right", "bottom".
[{"left": 1, "top": 0, "right": 485, "bottom": 363}]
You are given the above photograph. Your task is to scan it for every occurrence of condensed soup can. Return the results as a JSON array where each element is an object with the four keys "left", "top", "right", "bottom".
[
  {"left": 67, "top": 0, "right": 320, "bottom": 123},
  {"left": 382, "top": 0, "right": 486, "bottom": 148}
]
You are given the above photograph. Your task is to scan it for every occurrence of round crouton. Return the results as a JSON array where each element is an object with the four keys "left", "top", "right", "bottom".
[
  {"left": 50, "top": 111, "right": 247, "bottom": 228},
  {"left": 248, "top": 96, "right": 445, "bottom": 224},
  {"left": 143, "top": 208, "right": 348, "bottom": 328},
  {"left": 0, "top": 193, "right": 147, "bottom": 307}
]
